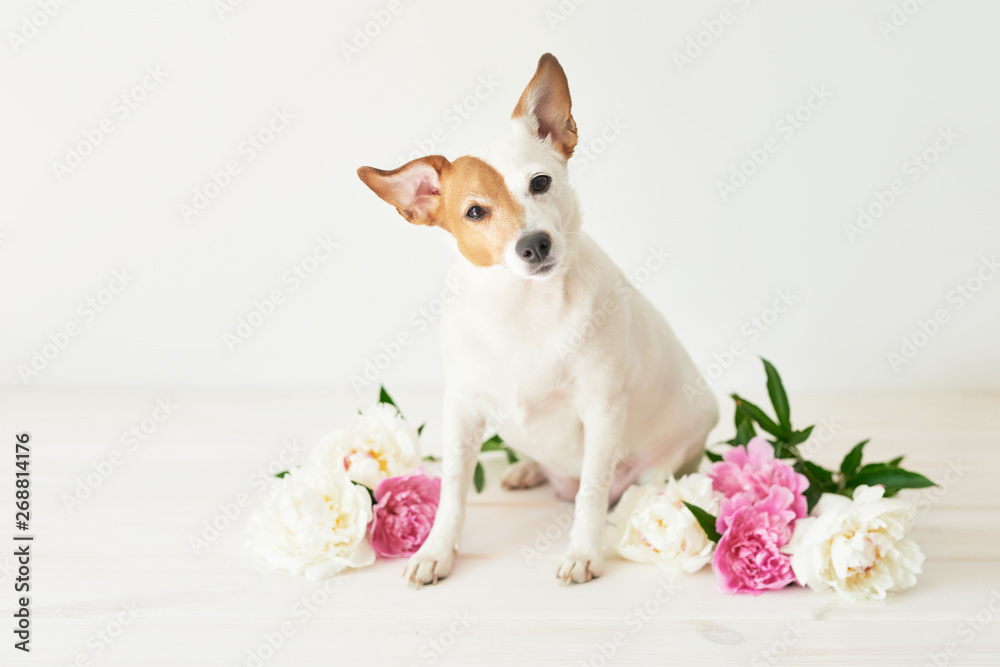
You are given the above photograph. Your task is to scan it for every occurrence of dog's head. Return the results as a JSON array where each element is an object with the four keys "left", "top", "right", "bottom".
[{"left": 358, "top": 54, "right": 579, "bottom": 280}]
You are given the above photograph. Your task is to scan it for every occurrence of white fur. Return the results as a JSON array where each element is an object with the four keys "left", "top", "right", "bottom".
[{"left": 403, "top": 104, "right": 718, "bottom": 588}]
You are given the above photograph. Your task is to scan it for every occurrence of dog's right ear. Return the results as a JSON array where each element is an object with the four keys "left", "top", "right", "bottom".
[
  {"left": 512, "top": 53, "right": 577, "bottom": 160},
  {"left": 357, "top": 155, "right": 450, "bottom": 226}
]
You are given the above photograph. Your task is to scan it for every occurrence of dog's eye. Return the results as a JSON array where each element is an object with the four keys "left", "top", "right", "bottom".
[
  {"left": 465, "top": 205, "right": 486, "bottom": 220},
  {"left": 530, "top": 174, "right": 551, "bottom": 194}
]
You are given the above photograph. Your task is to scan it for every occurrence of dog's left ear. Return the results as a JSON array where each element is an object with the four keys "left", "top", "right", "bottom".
[
  {"left": 357, "top": 155, "right": 450, "bottom": 226},
  {"left": 511, "top": 53, "right": 578, "bottom": 160}
]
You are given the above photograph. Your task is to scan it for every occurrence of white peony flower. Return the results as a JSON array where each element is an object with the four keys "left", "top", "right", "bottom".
[
  {"left": 788, "top": 484, "right": 925, "bottom": 601},
  {"left": 606, "top": 473, "right": 721, "bottom": 577},
  {"left": 249, "top": 464, "right": 375, "bottom": 580},
  {"left": 312, "top": 403, "right": 422, "bottom": 489}
]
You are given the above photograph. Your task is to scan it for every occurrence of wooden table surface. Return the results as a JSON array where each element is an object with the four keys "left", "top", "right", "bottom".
[{"left": 1, "top": 388, "right": 997, "bottom": 666}]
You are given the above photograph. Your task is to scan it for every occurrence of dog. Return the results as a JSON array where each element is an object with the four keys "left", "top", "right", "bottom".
[{"left": 358, "top": 54, "right": 718, "bottom": 586}]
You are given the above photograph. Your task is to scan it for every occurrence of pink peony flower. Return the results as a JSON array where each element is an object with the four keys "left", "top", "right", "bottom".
[
  {"left": 708, "top": 436, "right": 809, "bottom": 526},
  {"left": 712, "top": 486, "right": 798, "bottom": 595},
  {"left": 368, "top": 472, "right": 441, "bottom": 558}
]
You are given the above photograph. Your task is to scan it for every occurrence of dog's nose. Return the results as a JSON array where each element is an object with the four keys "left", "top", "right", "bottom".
[{"left": 516, "top": 231, "right": 552, "bottom": 264}]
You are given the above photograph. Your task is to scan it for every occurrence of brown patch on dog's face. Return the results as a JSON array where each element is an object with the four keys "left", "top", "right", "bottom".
[
  {"left": 357, "top": 155, "right": 524, "bottom": 268},
  {"left": 438, "top": 156, "right": 525, "bottom": 267}
]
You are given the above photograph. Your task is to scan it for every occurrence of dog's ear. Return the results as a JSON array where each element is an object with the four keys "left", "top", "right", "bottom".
[
  {"left": 511, "top": 53, "right": 577, "bottom": 160},
  {"left": 357, "top": 155, "right": 450, "bottom": 226}
]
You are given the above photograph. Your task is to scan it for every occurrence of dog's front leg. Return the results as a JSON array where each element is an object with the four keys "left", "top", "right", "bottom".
[
  {"left": 403, "top": 396, "right": 483, "bottom": 588},
  {"left": 558, "top": 393, "right": 628, "bottom": 584}
]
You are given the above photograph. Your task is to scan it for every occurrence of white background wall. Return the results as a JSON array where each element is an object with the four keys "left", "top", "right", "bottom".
[{"left": 2, "top": 0, "right": 998, "bottom": 395}]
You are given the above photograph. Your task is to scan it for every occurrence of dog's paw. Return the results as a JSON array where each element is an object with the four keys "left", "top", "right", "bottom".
[
  {"left": 556, "top": 550, "right": 604, "bottom": 584},
  {"left": 501, "top": 460, "right": 548, "bottom": 490},
  {"left": 403, "top": 545, "right": 455, "bottom": 589}
]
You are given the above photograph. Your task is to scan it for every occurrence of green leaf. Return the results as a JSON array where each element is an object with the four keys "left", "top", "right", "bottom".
[
  {"left": 473, "top": 461, "right": 485, "bottom": 493},
  {"left": 773, "top": 438, "right": 785, "bottom": 458},
  {"left": 735, "top": 422, "right": 755, "bottom": 445},
  {"left": 732, "top": 394, "right": 784, "bottom": 439},
  {"left": 704, "top": 450, "right": 723, "bottom": 463},
  {"left": 802, "top": 460, "right": 835, "bottom": 486},
  {"left": 274, "top": 470, "right": 289, "bottom": 479},
  {"left": 840, "top": 439, "right": 869, "bottom": 478},
  {"left": 378, "top": 386, "right": 399, "bottom": 412},
  {"left": 481, "top": 434, "right": 518, "bottom": 464},
  {"left": 855, "top": 462, "right": 891, "bottom": 477},
  {"left": 761, "top": 358, "right": 791, "bottom": 432},
  {"left": 480, "top": 434, "right": 505, "bottom": 451},
  {"left": 888, "top": 456, "right": 904, "bottom": 467},
  {"left": 772, "top": 438, "right": 799, "bottom": 459},
  {"left": 787, "top": 425, "right": 814, "bottom": 446},
  {"left": 796, "top": 460, "right": 836, "bottom": 512},
  {"left": 682, "top": 502, "right": 721, "bottom": 543},
  {"left": 352, "top": 481, "right": 377, "bottom": 505},
  {"left": 379, "top": 385, "right": 419, "bottom": 430},
  {"left": 803, "top": 483, "right": 823, "bottom": 513},
  {"left": 422, "top": 454, "right": 438, "bottom": 462},
  {"left": 734, "top": 408, "right": 757, "bottom": 445},
  {"left": 847, "top": 467, "right": 936, "bottom": 491}
]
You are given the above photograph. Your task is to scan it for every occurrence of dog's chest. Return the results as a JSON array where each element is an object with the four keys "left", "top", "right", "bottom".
[
  {"left": 444, "top": 281, "right": 576, "bottom": 391},
  {"left": 499, "top": 378, "right": 585, "bottom": 452},
  {"left": 442, "top": 279, "right": 592, "bottom": 470}
]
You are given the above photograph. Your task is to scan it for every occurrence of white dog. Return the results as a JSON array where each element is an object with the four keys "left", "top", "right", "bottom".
[{"left": 358, "top": 54, "right": 718, "bottom": 586}]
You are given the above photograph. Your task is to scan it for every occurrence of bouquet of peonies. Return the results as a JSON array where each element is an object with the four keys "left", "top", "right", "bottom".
[
  {"left": 248, "top": 386, "right": 519, "bottom": 579},
  {"left": 248, "top": 390, "right": 442, "bottom": 579},
  {"left": 606, "top": 358, "right": 934, "bottom": 601}
]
